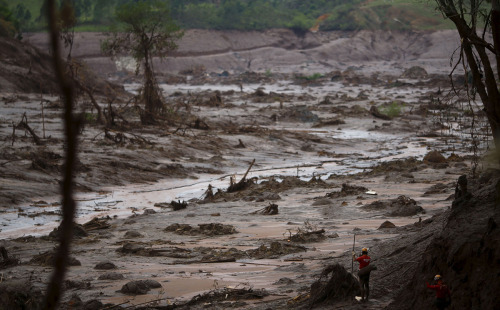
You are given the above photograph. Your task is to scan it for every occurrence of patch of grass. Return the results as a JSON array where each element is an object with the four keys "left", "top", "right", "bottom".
[{"left": 380, "top": 101, "right": 404, "bottom": 118}]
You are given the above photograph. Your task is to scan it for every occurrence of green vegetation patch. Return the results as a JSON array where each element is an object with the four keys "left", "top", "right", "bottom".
[
  {"left": 380, "top": 101, "right": 405, "bottom": 118},
  {"left": 5, "top": 0, "right": 458, "bottom": 33}
]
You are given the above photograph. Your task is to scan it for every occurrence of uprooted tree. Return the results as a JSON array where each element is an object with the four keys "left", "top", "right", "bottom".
[
  {"left": 101, "top": 0, "right": 183, "bottom": 124},
  {"left": 435, "top": 0, "right": 500, "bottom": 154}
]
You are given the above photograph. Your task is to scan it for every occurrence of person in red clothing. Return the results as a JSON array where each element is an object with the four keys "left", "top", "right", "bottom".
[
  {"left": 426, "top": 274, "right": 451, "bottom": 309},
  {"left": 353, "top": 247, "right": 371, "bottom": 301}
]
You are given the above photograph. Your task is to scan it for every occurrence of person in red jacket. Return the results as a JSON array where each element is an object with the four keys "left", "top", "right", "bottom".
[
  {"left": 426, "top": 274, "right": 451, "bottom": 309},
  {"left": 353, "top": 247, "right": 371, "bottom": 301}
]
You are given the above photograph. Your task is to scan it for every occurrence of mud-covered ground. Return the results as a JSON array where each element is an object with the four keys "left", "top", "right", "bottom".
[{"left": 0, "top": 29, "right": 495, "bottom": 309}]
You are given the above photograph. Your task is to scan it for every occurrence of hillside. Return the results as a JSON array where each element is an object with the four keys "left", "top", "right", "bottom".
[
  {"left": 23, "top": 29, "right": 462, "bottom": 79},
  {"left": 0, "top": 35, "right": 126, "bottom": 95},
  {"left": 7, "top": 0, "right": 452, "bottom": 32}
]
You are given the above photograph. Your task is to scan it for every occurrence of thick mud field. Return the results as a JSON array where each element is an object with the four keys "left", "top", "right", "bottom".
[{"left": 0, "top": 29, "right": 497, "bottom": 309}]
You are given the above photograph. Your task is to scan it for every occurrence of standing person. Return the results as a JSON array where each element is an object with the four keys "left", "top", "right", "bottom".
[
  {"left": 426, "top": 275, "right": 451, "bottom": 309},
  {"left": 353, "top": 247, "right": 371, "bottom": 301}
]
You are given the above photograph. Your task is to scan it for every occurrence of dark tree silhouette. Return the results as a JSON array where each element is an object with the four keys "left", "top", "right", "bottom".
[
  {"left": 43, "top": 0, "right": 82, "bottom": 309},
  {"left": 435, "top": 0, "right": 500, "bottom": 152}
]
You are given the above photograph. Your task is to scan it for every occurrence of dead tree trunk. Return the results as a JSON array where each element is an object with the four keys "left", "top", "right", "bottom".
[{"left": 141, "top": 53, "right": 164, "bottom": 125}]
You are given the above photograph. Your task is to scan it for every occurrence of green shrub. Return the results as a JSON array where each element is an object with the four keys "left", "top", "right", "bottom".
[{"left": 380, "top": 101, "right": 404, "bottom": 118}]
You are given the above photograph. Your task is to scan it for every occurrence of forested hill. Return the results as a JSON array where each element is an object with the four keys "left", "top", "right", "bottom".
[{"left": 5, "top": 0, "right": 451, "bottom": 34}]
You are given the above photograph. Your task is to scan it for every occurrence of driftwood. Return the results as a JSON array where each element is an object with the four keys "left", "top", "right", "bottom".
[{"left": 227, "top": 159, "right": 255, "bottom": 192}]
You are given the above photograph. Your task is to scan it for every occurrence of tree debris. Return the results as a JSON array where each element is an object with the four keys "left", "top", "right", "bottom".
[
  {"left": 14, "top": 113, "right": 42, "bottom": 145},
  {"left": 227, "top": 159, "right": 255, "bottom": 192},
  {"left": 170, "top": 200, "right": 188, "bottom": 211},
  {"left": 252, "top": 203, "right": 279, "bottom": 215}
]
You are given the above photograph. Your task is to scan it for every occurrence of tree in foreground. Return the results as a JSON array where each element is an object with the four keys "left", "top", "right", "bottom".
[
  {"left": 102, "top": 0, "right": 183, "bottom": 124},
  {"left": 44, "top": 0, "right": 81, "bottom": 308},
  {"left": 435, "top": 0, "right": 500, "bottom": 155}
]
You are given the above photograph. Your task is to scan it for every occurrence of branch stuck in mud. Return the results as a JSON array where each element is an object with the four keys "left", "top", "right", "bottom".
[{"left": 227, "top": 158, "right": 256, "bottom": 192}]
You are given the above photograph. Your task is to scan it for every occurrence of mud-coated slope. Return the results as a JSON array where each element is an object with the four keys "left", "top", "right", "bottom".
[
  {"left": 388, "top": 169, "right": 500, "bottom": 310},
  {"left": 23, "top": 29, "right": 461, "bottom": 77},
  {"left": 0, "top": 36, "right": 127, "bottom": 95},
  {"left": 0, "top": 36, "right": 59, "bottom": 94}
]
